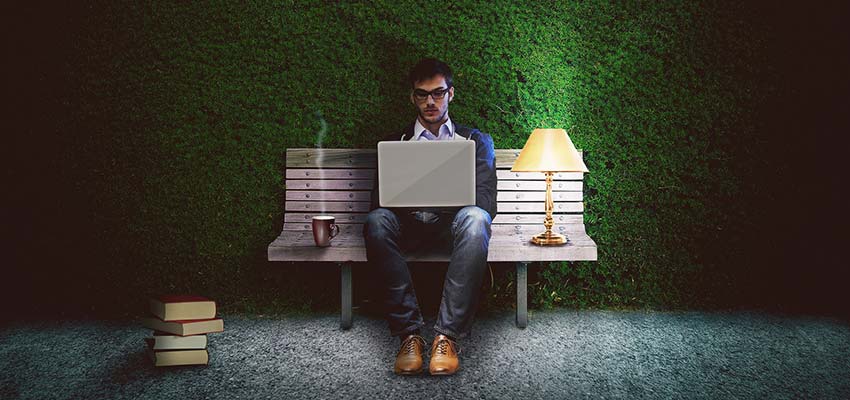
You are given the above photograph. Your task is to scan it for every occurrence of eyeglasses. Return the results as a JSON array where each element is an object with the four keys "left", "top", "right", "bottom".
[{"left": 412, "top": 86, "right": 451, "bottom": 101}]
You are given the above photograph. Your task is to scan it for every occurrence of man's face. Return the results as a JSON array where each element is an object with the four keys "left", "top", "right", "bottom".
[{"left": 410, "top": 74, "right": 454, "bottom": 125}]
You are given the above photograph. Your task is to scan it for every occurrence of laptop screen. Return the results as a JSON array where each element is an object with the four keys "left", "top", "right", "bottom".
[{"left": 377, "top": 140, "right": 476, "bottom": 208}]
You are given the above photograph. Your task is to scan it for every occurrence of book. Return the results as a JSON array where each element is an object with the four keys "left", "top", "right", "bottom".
[
  {"left": 142, "top": 317, "right": 224, "bottom": 336},
  {"left": 146, "top": 346, "right": 209, "bottom": 367},
  {"left": 150, "top": 295, "right": 216, "bottom": 321},
  {"left": 146, "top": 334, "right": 207, "bottom": 350}
]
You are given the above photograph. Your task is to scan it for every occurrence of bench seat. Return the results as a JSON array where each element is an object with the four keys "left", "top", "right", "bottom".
[
  {"left": 268, "top": 148, "right": 597, "bottom": 329},
  {"left": 268, "top": 229, "right": 597, "bottom": 262}
]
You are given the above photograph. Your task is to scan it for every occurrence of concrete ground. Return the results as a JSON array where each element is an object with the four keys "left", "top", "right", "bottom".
[{"left": 1, "top": 310, "right": 849, "bottom": 399}]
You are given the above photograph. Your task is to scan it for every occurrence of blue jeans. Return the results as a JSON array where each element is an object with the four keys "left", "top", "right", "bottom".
[{"left": 363, "top": 206, "right": 492, "bottom": 339}]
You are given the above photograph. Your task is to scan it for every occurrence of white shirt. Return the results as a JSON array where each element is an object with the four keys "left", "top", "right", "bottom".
[{"left": 410, "top": 114, "right": 466, "bottom": 141}]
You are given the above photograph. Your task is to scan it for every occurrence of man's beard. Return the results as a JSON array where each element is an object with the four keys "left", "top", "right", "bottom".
[{"left": 420, "top": 107, "right": 446, "bottom": 124}]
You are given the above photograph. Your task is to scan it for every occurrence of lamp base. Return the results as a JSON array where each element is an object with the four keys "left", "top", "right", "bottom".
[{"left": 530, "top": 231, "right": 568, "bottom": 246}]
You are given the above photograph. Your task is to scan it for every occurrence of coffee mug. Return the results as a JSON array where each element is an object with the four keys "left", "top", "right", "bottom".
[{"left": 312, "top": 215, "right": 340, "bottom": 247}]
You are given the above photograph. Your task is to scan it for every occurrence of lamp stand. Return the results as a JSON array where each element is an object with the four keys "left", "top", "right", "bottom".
[{"left": 531, "top": 171, "right": 567, "bottom": 246}]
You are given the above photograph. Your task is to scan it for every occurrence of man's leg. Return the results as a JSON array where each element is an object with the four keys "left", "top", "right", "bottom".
[
  {"left": 363, "top": 208, "right": 425, "bottom": 337},
  {"left": 433, "top": 205, "right": 492, "bottom": 339}
]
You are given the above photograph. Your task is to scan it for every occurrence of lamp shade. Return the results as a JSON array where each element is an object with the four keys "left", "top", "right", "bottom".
[{"left": 511, "top": 128, "right": 589, "bottom": 172}]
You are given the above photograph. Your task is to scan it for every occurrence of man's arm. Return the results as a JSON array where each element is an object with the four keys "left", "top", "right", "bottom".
[
  {"left": 369, "top": 167, "right": 380, "bottom": 211},
  {"left": 474, "top": 131, "right": 498, "bottom": 220}
]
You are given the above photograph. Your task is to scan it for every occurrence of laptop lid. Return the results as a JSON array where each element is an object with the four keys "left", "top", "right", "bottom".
[{"left": 377, "top": 140, "right": 476, "bottom": 208}]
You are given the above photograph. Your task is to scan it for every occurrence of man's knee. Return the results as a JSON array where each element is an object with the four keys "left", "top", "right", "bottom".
[
  {"left": 452, "top": 206, "right": 492, "bottom": 238},
  {"left": 364, "top": 208, "right": 400, "bottom": 239}
]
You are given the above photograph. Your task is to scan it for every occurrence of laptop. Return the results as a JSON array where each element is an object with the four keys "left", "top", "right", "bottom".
[{"left": 377, "top": 140, "right": 476, "bottom": 208}]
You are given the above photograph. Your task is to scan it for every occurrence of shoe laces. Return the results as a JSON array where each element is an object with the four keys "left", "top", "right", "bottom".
[
  {"left": 399, "top": 335, "right": 426, "bottom": 355},
  {"left": 434, "top": 336, "right": 459, "bottom": 355}
]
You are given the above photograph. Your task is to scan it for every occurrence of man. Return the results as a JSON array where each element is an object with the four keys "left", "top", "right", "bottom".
[{"left": 363, "top": 58, "right": 497, "bottom": 376}]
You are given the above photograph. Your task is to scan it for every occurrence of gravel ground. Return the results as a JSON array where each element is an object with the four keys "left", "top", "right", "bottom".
[{"left": 1, "top": 310, "right": 849, "bottom": 399}]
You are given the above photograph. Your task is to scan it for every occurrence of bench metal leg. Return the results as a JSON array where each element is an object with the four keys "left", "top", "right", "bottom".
[
  {"left": 340, "top": 262, "right": 352, "bottom": 330},
  {"left": 516, "top": 262, "right": 529, "bottom": 329}
]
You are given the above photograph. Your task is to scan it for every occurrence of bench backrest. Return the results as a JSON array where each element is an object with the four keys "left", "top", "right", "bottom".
[{"left": 283, "top": 148, "right": 585, "bottom": 238}]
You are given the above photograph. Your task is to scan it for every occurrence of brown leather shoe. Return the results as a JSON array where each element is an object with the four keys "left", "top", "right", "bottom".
[
  {"left": 394, "top": 334, "right": 426, "bottom": 375},
  {"left": 428, "top": 334, "right": 460, "bottom": 375}
]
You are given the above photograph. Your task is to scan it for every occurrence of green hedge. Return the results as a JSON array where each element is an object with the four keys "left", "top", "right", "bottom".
[{"left": 51, "top": 1, "right": 780, "bottom": 314}]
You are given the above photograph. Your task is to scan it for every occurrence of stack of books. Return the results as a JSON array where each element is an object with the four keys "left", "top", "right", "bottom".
[{"left": 142, "top": 295, "right": 224, "bottom": 367}]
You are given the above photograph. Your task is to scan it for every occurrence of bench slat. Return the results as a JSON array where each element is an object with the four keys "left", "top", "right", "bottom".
[
  {"left": 394, "top": 243, "right": 597, "bottom": 261},
  {"left": 285, "top": 180, "right": 374, "bottom": 190},
  {"left": 274, "top": 231, "right": 598, "bottom": 248},
  {"left": 287, "top": 168, "right": 582, "bottom": 181},
  {"left": 286, "top": 169, "right": 375, "bottom": 179},
  {"left": 271, "top": 232, "right": 361, "bottom": 246},
  {"left": 268, "top": 244, "right": 597, "bottom": 263},
  {"left": 268, "top": 245, "right": 368, "bottom": 262},
  {"left": 285, "top": 201, "right": 371, "bottom": 212},
  {"left": 493, "top": 214, "right": 583, "bottom": 224},
  {"left": 283, "top": 213, "right": 585, "bottom": 225},
  {"left": 495, "top": 149, "right": 582, "bottom": 168},
  {"left": 498, "top": 202, "right": 583, "bottom": 213},
  {"left": 286, "top": 190, "right": 581, "bottom": 202},
  {"left": 267, "top": 246, "right": 597, "bottom": 262},
  {"left": 497, "top": 191, "right": 582, "bottom": 201},
  {"left": 496, "top": 170, "right": 584, "bottom": 180},
  {"left": 282, "top": 223, "right": 587, "bottom": 235},
  {"left": 492, "top": 224, "right": 586, "bottom": 234},
  {"left": 286, "top": 201, "right": 583, "bottom": 213},
  {"left": 489, "top": 238, "right": 596, "bottom": 247},
  {"left": 286, "top": 149, "right": 376, "bottom": 168},
  {"left": 497, "top": 181, "right": 582, "bottom": 191},
  {"left": 286, "top": 180, "right": 580, "bottom": 192},
  {"left": 275, "top": 229, "right": 596, "bottom": 242},
  {"left": 285, "top": 149, "right": 584, "bottom": 170},
  {"left": 488, "top": 245, "right": 596, "bottom": 261},
  {"left": 284, "top": 212, "right": 369, "bottom": 224},
  {"left": 283, "top": 223, "right": 366, "bottom": 233},
  {"left": 286, "top": 191, "right": 372, "bottom": 201},
  {"left": 275, "top": 234, "right": 366, "bottom": 246}
]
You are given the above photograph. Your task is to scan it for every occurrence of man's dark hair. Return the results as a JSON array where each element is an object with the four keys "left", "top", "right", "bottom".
[{"left": 408, "top": 58, "right": 453, "bottom": 88}]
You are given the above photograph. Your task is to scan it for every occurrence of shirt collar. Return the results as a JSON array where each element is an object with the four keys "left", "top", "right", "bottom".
[{"left": 412, "top": 114, "right": 454, "bottom": 141}]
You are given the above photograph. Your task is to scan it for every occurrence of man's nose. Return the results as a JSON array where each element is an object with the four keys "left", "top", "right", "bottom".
[{"left": 426, "top": 95, "right": 436, "bottom": 105}]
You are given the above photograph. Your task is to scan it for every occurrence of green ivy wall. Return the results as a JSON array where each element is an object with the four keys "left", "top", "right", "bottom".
[{"left": 14, "top": 1, "right": 834, "bottom": 316}]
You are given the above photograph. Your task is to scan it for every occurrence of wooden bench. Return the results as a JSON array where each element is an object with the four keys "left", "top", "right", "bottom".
[{"left": 268, "top": 148, "right": 597, "bottom": 329}]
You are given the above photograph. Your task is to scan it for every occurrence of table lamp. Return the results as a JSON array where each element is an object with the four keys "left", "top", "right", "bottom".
[{"left": 511, "top": 128, "right": 589, "bottom": 245}]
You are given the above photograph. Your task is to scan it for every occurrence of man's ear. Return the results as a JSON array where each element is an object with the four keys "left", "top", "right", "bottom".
[{"left": 448, "top": 87, "right": 454, "bottom": 102}]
